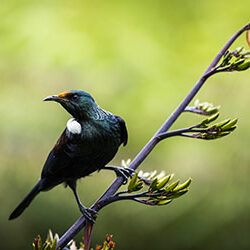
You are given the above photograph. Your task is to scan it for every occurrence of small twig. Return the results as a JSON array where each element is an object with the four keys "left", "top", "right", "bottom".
[
  {"left": 214, "top": 66, "right": 236, "bottom": 74},
  {"left": 156, "top": 125, "right": 204, "bottom": 141},
  {"left": 93, "top": 191, "right": 149, "bottom": 208},
  {"left": 115, "top": 190, "right": 130, "bottom": 196},
  {"left": 181, "top": 133, "right": 200, "bottom": 139},
  {"left": 96, "top": 190, "right": 177, "bottom": 207},
  {"left": 184, "top": 106, "right": 210, "bottom": 116},
  {"left": 180, "top": 132, "right": 220, "bottom": 140},
  {"left": 56, "top": 23, "right": 250, "bottom": 249}
]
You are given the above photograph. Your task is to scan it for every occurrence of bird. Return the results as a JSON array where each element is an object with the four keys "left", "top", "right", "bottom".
[{"left": 9, "top": 90, "right": 132, "bottom": 222}]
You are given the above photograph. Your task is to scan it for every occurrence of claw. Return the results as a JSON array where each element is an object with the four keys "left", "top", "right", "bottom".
[
  {"left": 114, "top": 167, "right": 134, "bottom": 184},
  {"left": 103, "top": 165, "right": 134, "bottom": 185},
  {"left": 80, "top": 207, "right": 97, "bottom": 223}
]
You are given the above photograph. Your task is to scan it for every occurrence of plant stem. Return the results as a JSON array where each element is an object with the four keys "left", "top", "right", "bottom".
[
  {"left": 184, "top": 106, "right": 210, "bottom": 116},
  {"left": 56, "top": 22, "right": 250, "bottom": 250},
  {"left": 156, "top": 125, "right": 205, "bottom": 141},
  {"left": 97, "top": 191, "right": 150, "bottom": 207}
]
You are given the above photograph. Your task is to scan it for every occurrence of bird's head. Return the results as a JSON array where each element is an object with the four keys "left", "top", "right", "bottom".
[{"left": 43, "top": 90, "right": 97, "bottom": 119}]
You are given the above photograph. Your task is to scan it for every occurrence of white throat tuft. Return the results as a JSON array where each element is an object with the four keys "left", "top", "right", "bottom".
[{"left": 67, "top": 118, "right": 81, "bottom": 134}]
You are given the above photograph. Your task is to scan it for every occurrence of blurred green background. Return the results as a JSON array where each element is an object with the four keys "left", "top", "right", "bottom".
[{"left": 1, "top": 0, "right": 249, "bottom": 249}]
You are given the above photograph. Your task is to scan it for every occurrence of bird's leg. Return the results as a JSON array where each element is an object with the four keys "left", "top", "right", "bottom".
[
  {"left": 102, "top": 165, "right": 134, "bottom": 184},
  {"left": 68, "top": 181, "right": 97, "bottom": 223}
]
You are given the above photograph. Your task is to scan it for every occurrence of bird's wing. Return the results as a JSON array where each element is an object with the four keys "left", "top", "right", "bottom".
[
  {"left": 41, "top": 129, "right": 73, "bottom": 179},
  {"left": 114, "top": 115, "right": 128, "bottom": 146}
]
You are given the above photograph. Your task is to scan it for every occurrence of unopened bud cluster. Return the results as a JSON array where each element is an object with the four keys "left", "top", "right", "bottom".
[
  {"left": 186, "top": 100, "right": 238, "bottom": 140},
  {"left": 219, "top": 47, "right": 250, "bottom": 71},
  {"left": 198, "top": 114, "right": 238, "bottom": 140},
  {"left": 127, "top": 170, "right": 192, "bottom": 206},
  {"left": 194, "top": 100, "right": 220, "bottom": 115}
]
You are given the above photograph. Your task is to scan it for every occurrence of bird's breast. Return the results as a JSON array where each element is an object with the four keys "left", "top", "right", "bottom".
[
  {"left": 42, "top": 117, "right": 123, "bottom": 180},
  {"left": 65, "top": 120, "right": 121, "bottom": 166}
]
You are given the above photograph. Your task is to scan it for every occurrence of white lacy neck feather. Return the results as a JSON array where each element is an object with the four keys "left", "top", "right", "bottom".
[{"left": 67, "top": 118, "right": 82, "bottom": 134}]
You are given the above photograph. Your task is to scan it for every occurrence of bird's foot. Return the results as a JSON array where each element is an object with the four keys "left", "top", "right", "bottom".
[
  {"left": 80, "top": 206, "right": 97, "bottom": 223},
  {"left": 111, "top": 166, "right": 134, "bottom": 184}
]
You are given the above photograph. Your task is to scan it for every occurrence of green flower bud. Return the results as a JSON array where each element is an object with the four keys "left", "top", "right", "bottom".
[
  {"left": 164, "top": 180, "right": 180, "bottom": 193},
  {"left": 234, "top": 58, "right": 245, "bottom": 66},
  {"left": 134, "top": 181, "right": 143, "bottom": 191},
  {"left": 222, "top": 50, "right": 233, "bottom": 64},
  {"left": 207, "top": 113, "right": 220, "bottom": 123},
  {"left": 149, "top": 178, "right": 158, "bottom": 191},
  {"left": 214, "top": 119, "right": 231, "bottom": 128},
  {"left": 156, "top": 199, "right": 172, "bottom": 206},
  {"left": 156, "top": 175, "right": 171, "bottom": 190},
  {"left": 236, "top": 61, "right": 250, "bottom": 71},
  {"left": 169, "top": 173, "right": 175, "bottom": 181},
  {"left": 172, "top": 178, "right": 192, "bottom": 192},
  {"left": 201, "top": 113, "right": 219, "bottom": 127},
  {"left": 206, "top": 107, "right": 220, "bottom": 115},
  {"left": 217, "top": 131, "right": 231, "bottom": 137},
  {"left": 51, "top": 238, "right": 57, "bottom": 250},
  {"left": 235, "top": 46, "right": 244, "bottom": 53},
  {"left": 167, "top": 189, "right": 188, "bottom": 199},
  {"left": 128, "top": 173, "right": 138, "bottom": 192},
  {"left": 221, "top": 118, "right": 238, "bottom": 131}
]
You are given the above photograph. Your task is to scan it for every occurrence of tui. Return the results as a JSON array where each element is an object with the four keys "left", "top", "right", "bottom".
[{"left": 9, "top": 90, "right": 132, "bottom": 222}]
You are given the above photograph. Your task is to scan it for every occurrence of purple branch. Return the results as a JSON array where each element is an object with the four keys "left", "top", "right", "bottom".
[
  {"left": 184, "top": 106, "right": 211, "bottom": 116},
  {"left": 57, "top": 22, "right": 250, "bottom": 249}
]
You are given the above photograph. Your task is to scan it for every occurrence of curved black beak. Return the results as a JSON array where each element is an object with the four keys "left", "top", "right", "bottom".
[{"left": 43, "top": 95, "right": 62, "bottom": 102}]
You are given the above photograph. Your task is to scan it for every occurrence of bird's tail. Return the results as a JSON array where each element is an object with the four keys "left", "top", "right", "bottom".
[{"left": 9, "top": 179, "right": 44, "bottom": 220}]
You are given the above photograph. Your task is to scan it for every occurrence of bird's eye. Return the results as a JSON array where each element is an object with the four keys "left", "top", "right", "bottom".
[{"left": 72, "top": 94, "right": 79, "bottom": 101}]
